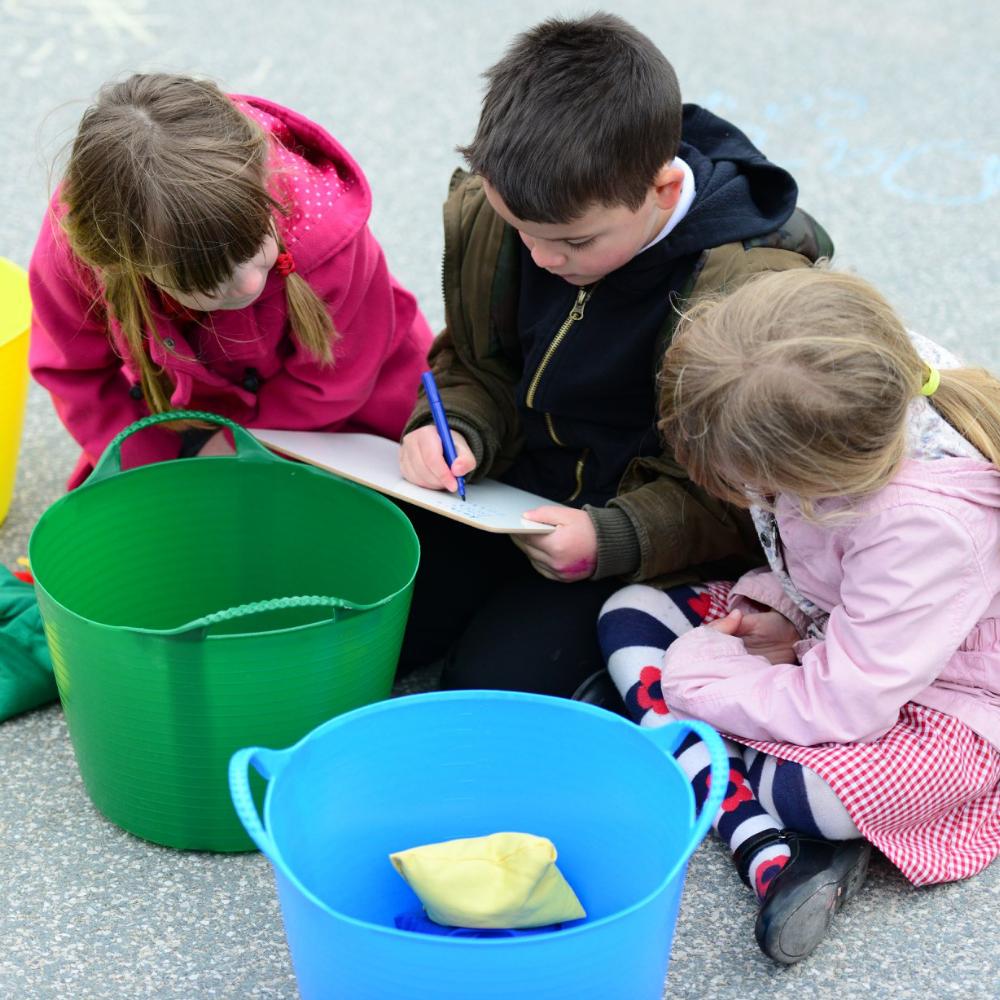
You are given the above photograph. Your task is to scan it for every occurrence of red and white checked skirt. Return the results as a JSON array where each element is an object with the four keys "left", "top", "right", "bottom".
[
  {"left": 734, "top": 704, "right": 1000, "bottom": 886},
  {"left": 692, "top": 582, "right": 1000, "bottom": 886}
]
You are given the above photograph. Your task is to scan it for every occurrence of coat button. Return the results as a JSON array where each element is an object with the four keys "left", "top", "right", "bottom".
[
  {"left": 242, "top": 367, "right": 261, "bottom": 393},
  {"left": 163, "top": 337, "right": 175, "bottom": 349},
  {"left": 129, "top": 384, "right": 143, "bottom": 400}
]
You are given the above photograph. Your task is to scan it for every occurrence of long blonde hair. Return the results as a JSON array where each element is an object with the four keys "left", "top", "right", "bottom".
[
  {"left": 60, "top": 73, "right": 335, "bottom": 413},
  {"left": 659, "top": 267, "right": 1000, "bottom": 515}
]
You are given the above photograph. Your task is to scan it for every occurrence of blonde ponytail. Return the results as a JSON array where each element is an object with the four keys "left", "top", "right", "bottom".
[{"left": 929, "top": 369, "right": 1000, "bottom": 467}]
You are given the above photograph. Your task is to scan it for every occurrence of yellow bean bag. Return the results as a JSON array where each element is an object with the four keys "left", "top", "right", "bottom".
[{"left": 390, "top": 831, "right": 586, "bottom": 929}]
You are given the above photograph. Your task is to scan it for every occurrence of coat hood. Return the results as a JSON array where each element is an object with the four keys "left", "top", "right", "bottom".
[
  {"left": 648, "top": 103, "right": 799, "bottom": 262},
  {"left": 231, "top": 95, "right": 373, "bottom": 273}
]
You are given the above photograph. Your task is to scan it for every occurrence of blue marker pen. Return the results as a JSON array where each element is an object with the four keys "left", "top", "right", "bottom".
[{"left": 421, "top": 370, "right": 467, "bottom": 501}]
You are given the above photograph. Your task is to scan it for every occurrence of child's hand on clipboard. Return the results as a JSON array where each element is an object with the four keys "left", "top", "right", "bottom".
[
  {"left": 511, "top": 506, "right": 597, "bottom": 582},
  {"left": 400, "top": 425, "right": 477, "bottom": 495}
]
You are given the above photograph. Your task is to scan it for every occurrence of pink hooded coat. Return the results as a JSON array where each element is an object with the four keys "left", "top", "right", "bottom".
[
  {"left": 661, "top": 458, "right": 1000, "bottom": 750},
  {"left": 28, "top": 96, "right": 433, "bottom": 488}
]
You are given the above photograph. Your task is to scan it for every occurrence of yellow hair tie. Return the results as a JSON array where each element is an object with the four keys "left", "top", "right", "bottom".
[{"left": 920, "top": 366, "right": 941, "bottom": 397}]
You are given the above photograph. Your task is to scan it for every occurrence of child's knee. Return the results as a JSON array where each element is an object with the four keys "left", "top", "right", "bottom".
[{"left": 598, "top": 583, "right": 660, "bottom": 620}]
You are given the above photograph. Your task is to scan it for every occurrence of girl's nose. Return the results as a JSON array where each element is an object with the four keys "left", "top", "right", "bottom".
[{"left": 232, "top": 264, "right": 265, "bottom": 297}]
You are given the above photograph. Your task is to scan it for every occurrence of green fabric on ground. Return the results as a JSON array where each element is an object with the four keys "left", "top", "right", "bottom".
[{"left": 0, "top": 566, "right": 56, "bottom": 721}]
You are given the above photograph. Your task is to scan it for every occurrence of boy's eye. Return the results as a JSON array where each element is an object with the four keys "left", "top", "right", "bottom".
[{"left": 564, "top": 237, "right": 596, "bottom": 249}]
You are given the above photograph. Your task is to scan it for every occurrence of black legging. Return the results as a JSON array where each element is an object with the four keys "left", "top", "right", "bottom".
[{"left": 396, "top": 502, "right": 620, "bottom": 697}]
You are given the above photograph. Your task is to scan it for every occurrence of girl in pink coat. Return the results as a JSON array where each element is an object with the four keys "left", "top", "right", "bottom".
[
  {"left": 596, "top": 268, "right": 1000, "bottom": 964},
  {"left": 29, "top": 74, "right": 433, "bottom": 488}
]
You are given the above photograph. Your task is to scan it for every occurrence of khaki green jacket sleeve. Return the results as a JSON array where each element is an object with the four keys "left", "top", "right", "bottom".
[
  {"left": 600, "top": 454, "right": 762, "bottom": 584},
  {"left": 403, "top": 172, "right": 524, "bottom": 476}
]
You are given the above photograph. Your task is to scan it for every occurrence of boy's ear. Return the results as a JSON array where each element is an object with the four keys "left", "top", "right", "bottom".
[{"left": 652, "top": 163, "right": 685, "bottom": 211}]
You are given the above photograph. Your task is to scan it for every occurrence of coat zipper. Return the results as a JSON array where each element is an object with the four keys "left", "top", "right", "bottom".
[
  {"left": 525, "top": 286, "right": 594, "bottom": 410},
  {"left": 544, "top": 417, "right": 591, "bottom": 503},
  {"left": 544, "top": 413, "right": 566, "bottom": 446},
  {"left": 525, "top": 285, "right": 596, "bottom": 503},
  {"left": 565, "top": 448, "right": 590, "bottom": 503}
]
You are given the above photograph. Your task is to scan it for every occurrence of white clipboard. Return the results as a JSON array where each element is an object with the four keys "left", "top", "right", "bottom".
[{"left": 252, "top": 430, "right": 556, "bottom": 535}]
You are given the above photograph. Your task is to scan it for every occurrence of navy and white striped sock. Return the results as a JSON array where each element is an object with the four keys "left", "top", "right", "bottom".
[
  {"left": 598, "top": 583, "right": 714, "bottom": 725},
  {"left": 598, "top": 584, "right": 791, "bottom": 900},
  {"left": 677, "top": 733, "right": 791, "bottom": 899},
  {"left": 743, "top": 748, "right": 860, "bottom": 841}
]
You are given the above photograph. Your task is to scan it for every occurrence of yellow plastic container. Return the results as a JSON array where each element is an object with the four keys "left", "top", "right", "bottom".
[{"left": 0, "top": 258, "right": 32, "bottom": 525}]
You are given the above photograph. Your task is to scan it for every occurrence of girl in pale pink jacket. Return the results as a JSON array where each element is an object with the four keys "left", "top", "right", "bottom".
[
  {"left": 29, "top": 74, "right": 432, "bottom": 489},
  {"left": 596, "top": 268, "right": 1000, "bottom": 964}
]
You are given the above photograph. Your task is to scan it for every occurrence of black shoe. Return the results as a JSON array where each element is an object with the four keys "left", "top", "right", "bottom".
[
  {"left": 570, "top": 669, "right": 631, "bottom": 718},
  {"left": 745, "top": 831, "right": 871, "bottom": 965}
]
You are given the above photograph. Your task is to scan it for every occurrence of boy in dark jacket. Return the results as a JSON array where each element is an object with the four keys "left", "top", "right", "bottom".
[{"left": 398, "top": 12, "right": 831, "bottom": 695}]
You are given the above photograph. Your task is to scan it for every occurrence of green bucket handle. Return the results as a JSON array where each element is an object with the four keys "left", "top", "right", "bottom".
[
  {"left": 167, "top": 594, "right": 358, "bottom": 638},
  {"left": 87, "top": 410, "right": 278, "bottom": 487},
  {"left": 229, "top": 744, "right": 295, "bottom": 859},
  {"left": 85, "top": 410, "right": 394, "bottom": 636}
]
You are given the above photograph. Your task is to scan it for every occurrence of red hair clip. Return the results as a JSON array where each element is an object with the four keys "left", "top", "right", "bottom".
[{"left": 275, "top": 251, "right": 296, "bottom": 277}]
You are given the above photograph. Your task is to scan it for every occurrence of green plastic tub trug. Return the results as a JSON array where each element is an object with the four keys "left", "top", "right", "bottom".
[{"left": 29, "top": 412, "right": 419, "bottom": 851}]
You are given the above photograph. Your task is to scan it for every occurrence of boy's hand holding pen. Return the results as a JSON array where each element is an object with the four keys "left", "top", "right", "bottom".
[{"left": 399, "top": 372, "right": 477, "bottom": 497}]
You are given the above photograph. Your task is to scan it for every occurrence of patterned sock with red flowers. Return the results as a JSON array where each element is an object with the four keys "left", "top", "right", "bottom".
[
  {"left": 597, "top": 584, "right": 790, "bottom": 900},
  {"left": 677, "top": 733, "right": 792, "bottom": 901},
  {"left": 598, "top": 582, "right": 733, "bottom": 725}
]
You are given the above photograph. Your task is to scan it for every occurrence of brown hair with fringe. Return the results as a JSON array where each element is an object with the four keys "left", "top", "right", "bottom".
[
  {"left": 459, "top": 13, "right": 682, "bottom": 224},
  {"left": 659, "top": 267, "right": 1000, "bottom": 517},
  {"left": 60, "top": 73, "right": 336, "bottom": 413}
]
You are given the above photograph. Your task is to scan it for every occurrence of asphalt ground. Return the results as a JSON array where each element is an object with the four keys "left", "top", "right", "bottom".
[{"left": 1, "top": 2, "right": 998, "bottom": 997}]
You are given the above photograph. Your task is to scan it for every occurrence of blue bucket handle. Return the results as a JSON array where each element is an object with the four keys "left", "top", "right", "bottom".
[
  {"left": 229, "top": 745, "right": 295, "bottom": 860},
  {"left": 87, "top": 410, "right": 280, "bottom": 487},
  {"left": 641, "top": 719, "right": 729, "bottom": 883}
]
